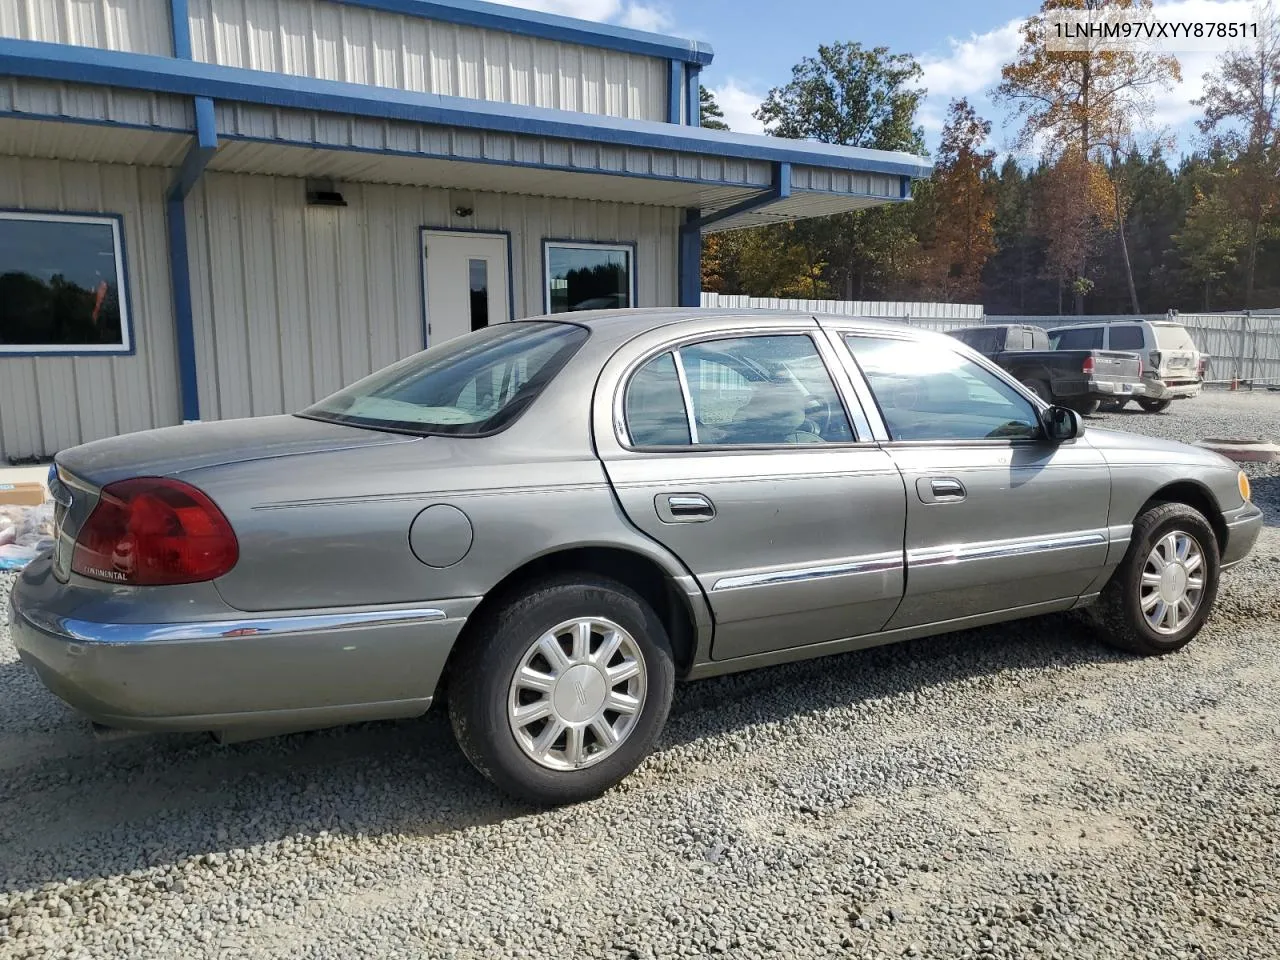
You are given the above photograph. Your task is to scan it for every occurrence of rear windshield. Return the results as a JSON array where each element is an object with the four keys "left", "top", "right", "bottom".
[
  {"left": 1153, "top": 324, "right": 1198, "bottom": 351},
  {"left": 950, "top": 328, "right": 999, "bottom": 353},
  {"left": 301, "top": 322, "right": 589, "bottom": 437}
]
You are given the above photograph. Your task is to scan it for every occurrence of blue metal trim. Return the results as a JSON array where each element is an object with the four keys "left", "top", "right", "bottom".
[
  {"left": 899, "top": 175, "right": 912, "bottom": 200},
  {"left": 667, "top": 59, "right": 682, "bottom": 124},
  {"left": 322, "top": 0, "right": 712, "bottom": 65},
  {"left": 169, "top": 0, "right": 192, "bottom": 59},
  {"left": 777, "top": 161, "right": 792, "bottom": 199},
  {"left": 541, "top": 239, "right": 638, "bottom": 315},
  {"left": 0, "top": 40, "right": 932, "bottom": 179},
  {"left": 419, "top": 226, "right": 516, "bottom": 347},
  {"left": 165, "top": 197, "right": 200, "bottom": 422},
  {"left": 684, "top": 65, "right": 700, "bottom": 128},
  {"left": 0, "top": 209, "right": 138, "bottom": 358},
  {"left": 168, "top": 96, "right": 217, "bottom": 200},
  {"left": 678, "top": 208, "right": 701, "bottom": 308}
]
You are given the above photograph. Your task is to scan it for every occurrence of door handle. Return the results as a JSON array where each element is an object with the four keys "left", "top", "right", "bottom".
[
  {"left": 657, "top": 493, "right": 716, "bottom": 523},
  {"left": 916, "top": 477, "right": 967, "bottom": 503}
]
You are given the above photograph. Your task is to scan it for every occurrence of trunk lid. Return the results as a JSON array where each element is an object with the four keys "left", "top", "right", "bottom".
[
  {"left": 50, "top": 416, "right": 416, "bottom": 582},
  {"left": 56, "top": 415, "right": 416, "bottom": 488}
]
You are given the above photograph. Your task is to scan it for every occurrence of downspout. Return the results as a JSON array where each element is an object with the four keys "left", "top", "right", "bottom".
[{"left": 166, "top": 0, "right": 217, "bottom": 423}]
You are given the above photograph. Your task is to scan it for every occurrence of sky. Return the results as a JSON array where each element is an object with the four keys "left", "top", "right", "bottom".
[{"left": 498, "top": 0, "right": 1262, "bottom": 159}]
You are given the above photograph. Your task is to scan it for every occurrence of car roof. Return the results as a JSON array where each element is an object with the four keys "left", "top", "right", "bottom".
[{"left": 514, "top": 307, "right": 930, "bottom": 339}]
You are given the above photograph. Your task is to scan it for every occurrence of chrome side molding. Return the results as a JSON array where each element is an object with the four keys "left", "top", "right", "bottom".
[
  {"left": 713, "top": 553, "right": 902, "bottom": 591},
  {"left": 909, "top": 531, "right": 1107, "bottom": 567},
  {"left": 19, "top": 606, "right": 449, "bottom": 646}
]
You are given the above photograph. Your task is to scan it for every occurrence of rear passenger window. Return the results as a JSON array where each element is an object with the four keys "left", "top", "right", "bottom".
[
  {"left": 1109, "top": 326, "right": 1144, "bottom": 350},
  {"left": 622, "top": 335, "right": 856, "bottom": 447},
  {"left": 624, "top": 353, "right": 692, "bottom": 446},
  {"left": 1050, "top": 326, "right": 1104, "bottom": 350}
]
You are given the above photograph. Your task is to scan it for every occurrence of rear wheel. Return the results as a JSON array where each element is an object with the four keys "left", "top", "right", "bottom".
[
  {"left": 1136, "top": 398, "right": 1172, "bottom": 413},
  {"left": 1089, "top": 502, "right": 1220, "bottom": 656},
  {"left": 448, "top": 575, "right": 675, "bottom": 806},
  {"left": 1022, "top": 379, "right": 1052, "bottom": 404},
  {"left": 1068, "top": 398, "right": 1102, "bottom": 416},
  {"left": 1099, "top": 398, "right": 1129, "bottom": 412}
]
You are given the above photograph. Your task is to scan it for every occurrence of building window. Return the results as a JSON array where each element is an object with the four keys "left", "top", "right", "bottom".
[
  {"left": 0, "top": 212, "right": 132, "bottom": 355},
  {"left": 544, "top": 241, "right": 634, "bottom": 314}
]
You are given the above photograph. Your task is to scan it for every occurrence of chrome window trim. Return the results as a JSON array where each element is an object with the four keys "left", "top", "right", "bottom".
[
  {"left": 671, "top": 348, "right": 701, "bottom": 444},
  {"left": 18, "top": 606, "right": 449, "bottom": 646},
  {"left": 712, "top": 552, "right": 902, "bottom": 591},
  {"left": 908, "top": 531, "right": 1107, "bottom": 567}
]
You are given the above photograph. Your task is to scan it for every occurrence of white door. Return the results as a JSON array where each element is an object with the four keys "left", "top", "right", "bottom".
[{"left": 422, "top": 230, "right": 511, "bottom": 347}]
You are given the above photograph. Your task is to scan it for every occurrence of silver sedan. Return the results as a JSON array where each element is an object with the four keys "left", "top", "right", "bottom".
[{"left": 7, "top": 310, "right": 1264, "bottom": 805}]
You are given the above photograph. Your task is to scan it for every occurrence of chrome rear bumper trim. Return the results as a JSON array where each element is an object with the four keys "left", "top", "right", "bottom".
[{"left": 17, "top": 606, "right": 449, "bottom": 646}]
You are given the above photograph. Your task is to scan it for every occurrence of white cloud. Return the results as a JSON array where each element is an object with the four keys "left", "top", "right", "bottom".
[
  {"left": 618, "top": 4, "right": 672, "bottom": 32},
  {"left": 916, "top": 0, "right": 1260, "bottom": 155},
  {"left": 492, "top": 0, "right": 673, "bottom": 33},
  {"left": 707, "top": 80, "right": 766, "bottom": 134}
]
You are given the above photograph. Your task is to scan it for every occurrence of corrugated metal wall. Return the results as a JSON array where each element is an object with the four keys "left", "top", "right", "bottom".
[
  {"left": 189, "top": 0, "right": 669, "bottom": 122},
  {"left": 185, "top": 171, "right": 679, "bottom": 421},
  {"left": 0, "top": 157, "right": 181, "bottom": 462},
  {"left": 0, "top": 0, "right": 172, "bottom": 55}
]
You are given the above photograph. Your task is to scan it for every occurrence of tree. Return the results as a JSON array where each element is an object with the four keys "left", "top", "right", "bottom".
[
  {"left": 1174, "top": 185, "right": 1247, "bottom": 311},
  {"left": 1194, "top": 3, "right": 1280, "bottom": 307},
  {"left": 994, "top": 0, "right": 1180, "bottom": 312},
  {"left": 755, "top": 42, "right": 926, "bottom": 152},
  {"left": 699, "top": 86, "right": 730, "bottom": 131},
  {"left": 916, "top": 99, "right": 997, "bottom": 300},
  {"left": 752, "top": 42, "right": 927, "bottom": 300}
]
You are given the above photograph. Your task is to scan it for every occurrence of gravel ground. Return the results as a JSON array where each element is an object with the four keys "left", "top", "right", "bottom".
[{"left": 2, "top": 390, "right": 1279, "bottom": 960}]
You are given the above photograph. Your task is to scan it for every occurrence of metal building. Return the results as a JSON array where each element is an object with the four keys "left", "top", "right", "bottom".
[{"left": 0, "top": 0, "right": 931, "bottom": 462}]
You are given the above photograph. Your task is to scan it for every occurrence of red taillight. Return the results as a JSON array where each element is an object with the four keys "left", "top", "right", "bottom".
[
  {"left": 72, "top": 478, "right": 238, "bottom": 586},
  {"left": 1197, "top": 357, "right": 1206, "bottom": 377},
  {"left": 1082, "top": 356, "right": 1096, "bottom": 375}
]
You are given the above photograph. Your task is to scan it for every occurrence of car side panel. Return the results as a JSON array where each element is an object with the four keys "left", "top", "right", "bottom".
[
  {"left": 603, "top": 448, "right": 908, "bottom": 660},
  {"left": 883, "top": 440, "right": 1113, "bottom": 627}
]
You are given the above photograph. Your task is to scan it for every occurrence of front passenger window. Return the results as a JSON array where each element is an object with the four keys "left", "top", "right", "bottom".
[{"left": 845, "top": 336, "right": 1041, "bottom": 442}]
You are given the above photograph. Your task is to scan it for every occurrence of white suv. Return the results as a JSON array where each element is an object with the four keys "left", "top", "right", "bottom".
[{"left": 1047, "top": 320, "right": 1205, "bottom": 412}]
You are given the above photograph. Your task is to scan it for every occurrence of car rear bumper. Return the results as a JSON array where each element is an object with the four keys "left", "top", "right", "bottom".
[
  {"left": 8, "top": 558, "right": 479, "bottom": 739},
  {"left": 1221, "top": 502, "right": 1264, "bottom": 570},
  {"left": 1085, "top": 377, "right": 1145, "bottom": 399},
  {"left": 1143, "top": 377, "right": 1202, "bottom": 400}
]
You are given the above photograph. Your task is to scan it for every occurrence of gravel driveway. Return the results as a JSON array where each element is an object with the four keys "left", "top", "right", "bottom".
[{"left": 3, "top": 391, "right": 1278, "bottom": 960}]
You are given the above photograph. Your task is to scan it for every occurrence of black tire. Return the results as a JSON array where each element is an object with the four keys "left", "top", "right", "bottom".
[
  {"left": 1068, "top": 398, "right": 1102, "bottom": 417},
  {"left": 1022, "top": 379, "right": 1052, "bottom": 403},
  {"left": 1136, "top": 398, "right": 1172, "bottom": 413},
  {"left": 1088, "top": 502, "right": 1221, "bottom": 656},
  {"left": 448, "top": 574, "right": 675, "bottom": 806},
  {"left": 1099, "top": 398, "right": 1129, "bottom": 412}
]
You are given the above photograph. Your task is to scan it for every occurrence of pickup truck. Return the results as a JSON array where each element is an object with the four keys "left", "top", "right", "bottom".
[{"left": 947, "top": 323, "right": 1145, "bottom": 416}]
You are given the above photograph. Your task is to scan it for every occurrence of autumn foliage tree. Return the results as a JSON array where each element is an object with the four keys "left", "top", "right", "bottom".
[
  {"left": 1194, "top": 3, "right": 1280, "bottom": 307},
  {"left": 994, "top": 0, "right": 1180, "bottom": 313},
  {"left": 915, "top": 99, "right": 996, "bottom": 300}
]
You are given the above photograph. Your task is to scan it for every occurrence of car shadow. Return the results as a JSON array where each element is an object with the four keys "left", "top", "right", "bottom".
[{"left": 0, "top": 611, "right": 1131, "bottom": 894}]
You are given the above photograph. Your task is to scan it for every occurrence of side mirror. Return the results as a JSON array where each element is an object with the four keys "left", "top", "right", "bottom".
[{"left": 1043, "top": 405, "right": 1083, "bottom": 442}]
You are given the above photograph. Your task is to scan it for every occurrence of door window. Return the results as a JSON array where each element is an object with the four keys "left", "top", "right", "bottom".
[
  {"left": 622, "top": 335, "right": 854, "bottom": 447},
  {"left": 1108, "top": 325, "right": 1144, "bottom": 350},
  {"left": 844, "top": 336, "right": 1041, "bottom": 442}
]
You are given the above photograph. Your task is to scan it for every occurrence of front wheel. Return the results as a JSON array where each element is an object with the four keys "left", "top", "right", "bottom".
[
  {"left": 1136, "top": 398, "right": 1172, "bottom": 413},
  {"left": 1022, "top": 378, "right": 1052, "bottom": 403},
  {"left": 1089, "top": 502, "right": 1220, "bottom": 656},
  {"left": 448, "top": 575, "right": 675, "bottom": 806}
]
